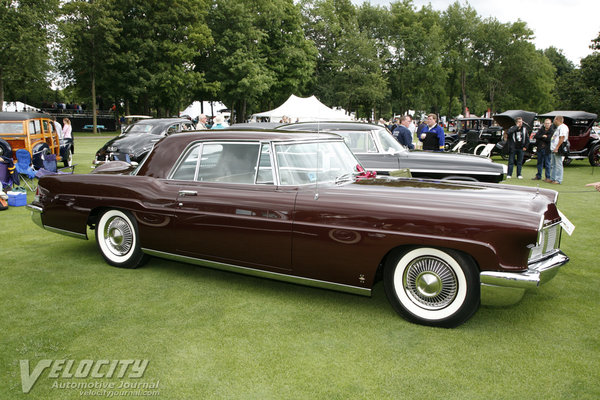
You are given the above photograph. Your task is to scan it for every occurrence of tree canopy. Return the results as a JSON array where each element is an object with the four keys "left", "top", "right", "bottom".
[{"left": 2, "top": 0, "right": 599, "bottom": 120}]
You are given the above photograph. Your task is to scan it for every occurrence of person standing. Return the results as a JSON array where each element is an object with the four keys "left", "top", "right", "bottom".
[
  {"left": 392, "top": 115, "right": 415, "bottom": 149},
  {"left": 51, "top": 117, "right": 63, "bottom": 139},
  {"left": 505, "top": 117, "right": 529, "bottom": 179},
  {"left": 197, "top": 114, "right": 208, "bottom": 129},
  {"left": 533, "top": 118, "right": 554, "bottom": 181},
  {"left": 62, "top": 118, "right": 72, "bottom": 139},
  {"left": 419, "top": 114, "right": 445, "bottom": 151},
  {"left": 548, "top": 115, "right": 569, "bottom": 184}
]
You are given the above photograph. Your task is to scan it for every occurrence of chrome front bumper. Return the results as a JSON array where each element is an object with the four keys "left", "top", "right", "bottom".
[
  {"left": 27, "top": 204, "right": 44, "bottom": 229},
  {"left": 480, "top": 250, "right": 569, "bottom": 306}
]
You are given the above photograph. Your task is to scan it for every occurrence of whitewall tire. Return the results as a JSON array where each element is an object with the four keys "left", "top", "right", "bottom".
[
  {"left": 384, "top": 247, "right": 479, "bottom": 328},
  {"left": 96, "top": 209, "right": 148, "bottom": 268}
]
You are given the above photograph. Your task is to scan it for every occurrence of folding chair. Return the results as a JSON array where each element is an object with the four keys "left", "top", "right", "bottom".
[
  {"left": 0, "top": 156, "right": 16, "bottom": 191},
  {"left": 35, "top": 153, "right": 76, "bottom": 178},
  {"left": 14, "top": 149, "right": 37, "bottom": 191}
]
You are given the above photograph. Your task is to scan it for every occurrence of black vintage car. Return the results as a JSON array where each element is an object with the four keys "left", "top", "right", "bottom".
[
  {"left": 537, "top": 111, "right": 599, "bottom": 166},
  {"left": 446, "top": 117, "right": 503, "bottom": 155},
  {"left": 276, "top": 121, "right": 506, "bottom": 183},
  {"left": 94, "top": 118, "right": 195, "bottom": 164}
]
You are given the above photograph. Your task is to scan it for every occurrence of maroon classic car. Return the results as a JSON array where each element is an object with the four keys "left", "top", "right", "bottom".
[{"left": 27, "top": 131, "right": 570, "bottom": 327}]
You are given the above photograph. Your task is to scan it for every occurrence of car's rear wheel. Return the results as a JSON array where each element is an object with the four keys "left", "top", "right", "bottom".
[
  {"left": 96, "top": 209, "right": 148, "bottom": 268},
  {"left": 384, "top": 247, "right": 480, "bottom": 328},
  {"left": 589, "top": 144, "right": 600, "bottom": 167}
]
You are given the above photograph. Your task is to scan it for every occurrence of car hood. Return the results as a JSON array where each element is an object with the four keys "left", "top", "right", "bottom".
[
  {"left": 100, "top": 133, "right": 160, "bottom": 153},
  {"left": 334, "top": 177, "right": 559, "bottom": 229}
]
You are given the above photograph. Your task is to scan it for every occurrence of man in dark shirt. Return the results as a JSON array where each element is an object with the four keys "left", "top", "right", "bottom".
[
  {"left": 504, "top": 117, "right": 529, "bottom": 179},
  {"left": 419, "top": 114, "right": 445, "bottom": 151},
  {"left": 533, "top": 118, "right": 554, "bottom": 180},
  {"left": 392, "top": 115, "right": 415, "bottom": 149}
]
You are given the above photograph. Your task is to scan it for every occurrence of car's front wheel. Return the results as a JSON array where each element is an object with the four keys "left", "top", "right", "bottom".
[
  {"left": 384, "top": 247, "right": 480, "bottom": 328},
  {"left": 589, "top": 144, "right": 600, "bottom": 167},
  {"left": 96, "top": 209, "right": 148, "bottom": 268}
]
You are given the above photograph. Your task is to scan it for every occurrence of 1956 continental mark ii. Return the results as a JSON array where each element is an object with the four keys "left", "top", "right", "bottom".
[{"left": 27, "top": 131, "right": 570, "bottom": 327}]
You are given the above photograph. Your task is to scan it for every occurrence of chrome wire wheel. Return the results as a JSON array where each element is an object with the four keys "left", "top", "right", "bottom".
[
  {"left": 104, "top": 216, "right": 133, "bottom": 257},
  {"left": 384, "top": 247, "right": 480, "bottom": 327},
  {"left": 96, "top": 209, "right": 147, "bottom": 268},
  {"left": 403, "top": 256, "right": 458, "bottom": 310}
]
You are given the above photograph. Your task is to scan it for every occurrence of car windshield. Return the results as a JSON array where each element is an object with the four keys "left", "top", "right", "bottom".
[
  {"left": 375, "top": 127, "right": 406, "bottom": 153},
  {"left": 335, "top": 130, "right": 378, "bottom": 153},
  {"left": 124, "top": 124, "right": 156, "bottom": 135},
  {"left": 275, "top": 140, "right": 359, "bottom": 185}
]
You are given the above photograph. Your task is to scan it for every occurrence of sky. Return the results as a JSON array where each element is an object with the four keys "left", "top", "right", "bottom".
[{"left": 353, "top": 0, "right": 600, "bottom": 65}]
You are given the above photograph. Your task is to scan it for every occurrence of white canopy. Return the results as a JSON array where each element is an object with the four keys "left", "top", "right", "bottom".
[
  {"left": 180, "top": 101, "right": 228, "bottom": 119},
  {"left": 252, "top": 95, "right": 353, "bottom": 122},
  {"left": 2, "top": 101, "right": 40, "bottom": 112}
]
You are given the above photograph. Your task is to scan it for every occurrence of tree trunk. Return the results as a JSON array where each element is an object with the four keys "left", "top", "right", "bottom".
[
  {"left": 461, "top": 69, "right": 467, "bottom": 115},
  {"left": 92, "top": 71, "right": 98, "bottom": 134},
  {"left": 0, "top": 68, "right": 4, "bottom": 106}
]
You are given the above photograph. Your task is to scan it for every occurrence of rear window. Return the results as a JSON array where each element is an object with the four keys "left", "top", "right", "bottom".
[{"left": 0, "top": 122, "right": 25, "bottom": 134}]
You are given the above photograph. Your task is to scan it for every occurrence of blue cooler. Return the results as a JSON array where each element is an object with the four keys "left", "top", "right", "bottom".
[{"left": 7, "top": 191, "right": 27, "bottom": 207}]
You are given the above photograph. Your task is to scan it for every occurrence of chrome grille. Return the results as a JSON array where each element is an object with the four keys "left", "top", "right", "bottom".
[{"left": 529, "top": 223, "right": 561, "bottom": 262}]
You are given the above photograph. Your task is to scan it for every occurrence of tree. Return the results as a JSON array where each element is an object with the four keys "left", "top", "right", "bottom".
[
  {"left": 110, "top": 0, "right": 212, "bottom": 116},
  {"left": 0, "top": 0, "right": 59, "bottom": 106},
  {"left": 60, "top": 0, "right": 121, "bottom": 132},
  {"left": 440, "top": 2, "right": 479, "bottom": 117},
  {"left": 385, "top": 2, "right": 446, "bottom": 116}
]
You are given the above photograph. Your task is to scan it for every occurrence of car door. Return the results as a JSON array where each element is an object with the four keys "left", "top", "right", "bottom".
[{"left": 168, "top": 141, "right": 296, "bottom": 271}]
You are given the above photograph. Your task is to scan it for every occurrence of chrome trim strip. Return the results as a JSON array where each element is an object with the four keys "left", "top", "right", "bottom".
[
  {"left": 26, "top": 204, "right": 88, "bottom": 239},
  {"left": 375, "top": 167, "right": 501, "bottom": 176},
  {"left": 142, "top": 248, "right": 372, "bottom": 296}
]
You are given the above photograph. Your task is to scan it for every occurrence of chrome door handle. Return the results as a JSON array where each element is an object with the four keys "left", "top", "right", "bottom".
[{"left": 178, "top": 190, "right": 198, "bottom": 197}]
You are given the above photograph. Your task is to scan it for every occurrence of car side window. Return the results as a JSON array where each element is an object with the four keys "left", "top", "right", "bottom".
[
  {"left": 171, "top": 145, "right": 201, "bottom": 180},
  {"left": 256, "top": 144, "right": 274, "bottom": 184},
  {"left": 199, "top": 143, "right": 260, "bottom": 184},
  {"left": 171, "top": 142, "right": 262, "bottom": 184}
]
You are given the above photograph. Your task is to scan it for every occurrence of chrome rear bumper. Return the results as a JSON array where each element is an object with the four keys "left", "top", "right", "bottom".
[{"left": 480, "top": 251, "right": 569, "bottom": 306}]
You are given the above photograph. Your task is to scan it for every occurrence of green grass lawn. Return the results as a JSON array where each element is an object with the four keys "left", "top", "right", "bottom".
[{"left": 1, "top": 137, "right": 599, "bottom": 399}]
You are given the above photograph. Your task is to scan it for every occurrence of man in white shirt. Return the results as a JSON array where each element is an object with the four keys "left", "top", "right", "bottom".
[{"left": 548, "top": 115, "right": 569, "bottom": 184}]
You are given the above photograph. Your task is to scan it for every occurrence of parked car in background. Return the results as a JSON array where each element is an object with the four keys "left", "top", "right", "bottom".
[
  {"left": 28, "top": 130, "right": 570, "bottom": 327},
  {"left": 275, "top": 121, "right": 506, "bottom": 182},
  {"left": 446, "top": 117, "right": 503, "bottom": 155},
  {"left": 537, "top": 111, "right": 599, "bottom": 166},
  {"left": 0, "top": 112, "right": 73, "bottom": 168},
  {"left": 94, "top": 117, "right": 195, "bottom": 164}
]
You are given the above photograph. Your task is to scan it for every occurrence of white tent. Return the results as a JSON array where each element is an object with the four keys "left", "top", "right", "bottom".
[
  {"left": 2, "top": 101, "right": 40, "bottom": 112},
  {"left": 252, "top": 95, "right": 353, "bottom": 122},
  {"left": 180, "top": 101, "right": 228, "bottom": 119}
]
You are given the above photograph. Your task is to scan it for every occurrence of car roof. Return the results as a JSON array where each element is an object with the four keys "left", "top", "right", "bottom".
[
  {"left": 131, "top": 118, "right": 192, "bottom": 126},
  {"left": 493, "top": 110, "right": 537, "bottom": 130},
  {"left": 0, "top": 112, "right": 51, "bottom": 121},
  {"left": 278, "top": 121, "right": 382, "bottom": 131},
  {"left": 537, "top": 110, "right": 598, "bottom": 121},
  {"left": 171, "top": 130, "right": 342, "bottom": 142}
]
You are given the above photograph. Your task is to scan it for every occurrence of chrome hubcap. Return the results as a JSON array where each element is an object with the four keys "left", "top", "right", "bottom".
[
  {"left": 104, "top": 217, "right": 133, "bottom": 256},
  {"left": 404, "top": 256, "right": 458, "bottom": 310}
]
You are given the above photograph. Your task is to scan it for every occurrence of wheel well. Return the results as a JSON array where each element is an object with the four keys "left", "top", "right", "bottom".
[{"left": 87, "top": 207, "right": 110, "bottom": 230}]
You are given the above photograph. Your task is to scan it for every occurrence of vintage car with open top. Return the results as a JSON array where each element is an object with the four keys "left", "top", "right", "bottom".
[{"left": 27, "top": 131, "right": 570, "bottom": 327}]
